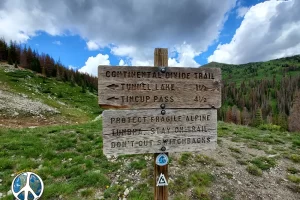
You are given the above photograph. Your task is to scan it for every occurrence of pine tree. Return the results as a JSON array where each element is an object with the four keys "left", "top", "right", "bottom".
[
  {"left": 253, "top": 109, "right": 263, "bottom": 127},
  {"left": 0, "top": 38, "right": 8, "bottom": 61}
]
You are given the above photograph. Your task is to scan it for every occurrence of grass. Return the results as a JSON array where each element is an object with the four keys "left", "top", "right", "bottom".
[
  {"left": 0, "top": 67, "right": 102, "bottom": 123},
  {"left": 188, "top": 171, "right": 214, "bottom": 199},
  {"left": 287, "top": 175, "right": 300, "bottom": 184},
  {"left": 169, "top": 175, "right": 189, "bottom": 194},
  {"left": 195, "top": 154, "right": 216, "bottom": 165},
  {"left": 129, "top": 159, "right": 147, "bottom": 170},
  {"left": 127, "top": 183, "right": 153, "bottom": 200},
  {"left": 0, "top": 118, "right": 299, "bottom": 199},
  {"left": 189, "top": 172, "right": 215, "bottom": 185},
  {"left": 289, "top": 154, "right": 300, "bottom": 163},
  {"left": 246, "top": 165, "right": 263, "bottom": 176},
  {"left": 179, "top": 152, "right": 193, "bottom": 166},
  {"left": 250, "top": 156, "right": 276, "bottom": 170},
  {"left": 221, "top": 190, "right": 235, "bottom": 200},
  {"left": 228, "top": 146, "right": 241, "bottom": 154},
  {"left": 287, "top": 166, "right": 300, "bottom": 174},
  {"left": 0, "top": 121, "right": 120, "bottom": 199},
  {"left": 1, "top": 66, "right": 300, "bottom": 199}
]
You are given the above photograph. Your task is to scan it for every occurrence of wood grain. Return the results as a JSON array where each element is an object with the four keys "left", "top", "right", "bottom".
[
  {"left": 102, "top": 109, "right": 217, "bottom": 156},
  {"left": 154, "top": 48, "right": 168, "bottom": 200},
  {"left": 98, "top": 66, "right": 221, "bottom": 109}
]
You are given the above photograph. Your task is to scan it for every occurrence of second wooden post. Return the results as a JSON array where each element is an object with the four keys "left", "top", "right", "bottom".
[{"left": 154, "top": 48, "right": 168, "bottom": 200}]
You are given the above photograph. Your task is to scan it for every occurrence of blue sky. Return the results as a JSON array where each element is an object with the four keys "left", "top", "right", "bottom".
[{"left": 0, "top": 0, "right": 299, "bottom": 76}]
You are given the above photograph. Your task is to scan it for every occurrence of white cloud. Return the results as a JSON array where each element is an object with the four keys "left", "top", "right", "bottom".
[
  {"left": 0, "top": 0, "right": 64, "bottom": 43},
  {"left": 53, "top": 40, "right": 62, "bottom": 45},
  {"left": 111, "top": 45, "right": 137, "bottom": 57},
  {"left": 79, "top": 54, "right": 110, "bottom": 76},
  {"left": 118, "top": 59, "right": 132, "bottom": 66},
  {"left": 110, "top": 42, "right": 200, "bottom": 67},
  {"left": 168, "top": 42, "right": 200, "bottom": 67},
  {"left": 111, "top": 45, "right": 154, "bottom": 66},
  {"left": 0, "top": 0, "right": 236, "bottom": 65},
  {"left": 68, "top": 65, "right": 77, "bottom": 70},
  {"left": 236, "top": 6, "right": 249, "bottom": 18},
  {"left": 118, "top": 59, "right": 126, "bottom": 66},
  {"left": 208, "top": 0, "right": 300, "bottom": 64},
  {"left": 86, "top": 40, "right": 100, "bottom": 51}
]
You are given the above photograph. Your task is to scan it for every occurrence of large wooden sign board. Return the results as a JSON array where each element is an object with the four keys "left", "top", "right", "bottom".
[
  {"left": 98, "top": 66, "right": 221, "bottom": 109},
  {"left": 102, "top": 109, "right": 217, "bottom": 156}
]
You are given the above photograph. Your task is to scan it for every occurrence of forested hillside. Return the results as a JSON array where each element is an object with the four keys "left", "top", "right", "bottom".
[
  {"left": 204, "top": 55, "right": 300, "bottom": 131},
  {"left": 0, "top": 38, "right": 97, "bottom": 93},
  {"left": 2, "top": 37, "right": 300, "bottom": 131}
]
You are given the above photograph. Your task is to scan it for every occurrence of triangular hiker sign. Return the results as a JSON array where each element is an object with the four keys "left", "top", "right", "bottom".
[{"left": 156, "top": 173, "right": 168, "bottom": 186}]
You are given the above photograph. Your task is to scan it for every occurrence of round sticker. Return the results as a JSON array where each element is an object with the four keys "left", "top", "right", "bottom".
[
  {"left": 156, "top": 153, "right": 169, "bottom": 166},
  {"left": 11, "top": 172, "right": 44, "bottom": 200}
]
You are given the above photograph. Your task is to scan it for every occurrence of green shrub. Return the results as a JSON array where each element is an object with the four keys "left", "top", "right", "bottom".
[
  {"left": 193, "top": 186, "right": 210, "bottom": 200},
  {"left": 246, "top": 165, "right": 262, "bottom": 176},
  {"left": 292, "top": 139, "right": 300, "bottom": 147},
  {"left": 250, "top": 156, "right": 276, "bottom": 170},
  {"left": 258, "top": 124, "right": 281, "bottom": 131},
  {"left": 290, "top": 154, "right": 300, "bottom": 163},
  {"left": 57, "top": 91, "right": 63, "bottom": 98},
  {"left": 287, "top": 175, "right": 300, "bottom": 183},
  {"left": 287, "top": 166, "right": 300, "bottom": 174},
  {"left": 80, "top": 189, "right": 93, "bottom": 197}
]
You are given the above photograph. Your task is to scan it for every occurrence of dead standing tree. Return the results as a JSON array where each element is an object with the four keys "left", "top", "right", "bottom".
[{"left": 288, "top": 90, "right": 300, "bottom": 132}]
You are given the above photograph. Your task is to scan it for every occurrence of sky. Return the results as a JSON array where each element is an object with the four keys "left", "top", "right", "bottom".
[{"left": 0, "top": 0, "right": 299, "bottom": 77}]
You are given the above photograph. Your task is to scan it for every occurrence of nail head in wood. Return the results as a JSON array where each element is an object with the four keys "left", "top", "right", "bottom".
[{"left": 160, "top": 67, "right": 166, "bottom": 73}]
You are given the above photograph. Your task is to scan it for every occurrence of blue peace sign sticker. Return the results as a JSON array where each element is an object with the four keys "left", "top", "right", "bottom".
[
  {"left": 11, "top": 172, "right": 44, "bottom": 200},
  {"left": 156, "top": 153, "right": 169, "bottom": 166}
]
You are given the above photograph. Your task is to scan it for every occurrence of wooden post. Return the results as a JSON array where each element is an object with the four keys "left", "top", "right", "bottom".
[{"left": 154, "top": 48, "right": 168, "bottom": 200}]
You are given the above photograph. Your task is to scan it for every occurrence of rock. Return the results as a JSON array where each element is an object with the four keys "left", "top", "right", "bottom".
[
  {"left": 12, "top": 111, "right": 19, "bottom": 116},
  {"left": 124, "top": 188, "right": 130, "bottom": 196},
  {"left": 7, "top": 190, "right": 12, "bottom": 195},
  {"left": 95, "top": 195, "right": 104, "bottom": 200}
]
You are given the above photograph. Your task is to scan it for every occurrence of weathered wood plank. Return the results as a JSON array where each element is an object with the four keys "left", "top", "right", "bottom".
[
  {"left": 154, "top": 48, "right": 169, "bottom": 200},
  {"left": 98, "top": 66, "right": 221, "bottom": 109},
  {"left": 102, "top": 109, "right": 217, "bottom": 156}
]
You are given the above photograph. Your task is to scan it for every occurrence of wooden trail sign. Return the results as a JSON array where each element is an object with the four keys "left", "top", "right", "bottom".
[
  {"left": 98, "top": 48, "right": 221, "bottom": 200},
  {"left": 98, "top": 66, "right": 221, "bottom": 109},
  {"left": 102, "top": 109, "right": 217, "bottom": 156}
]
